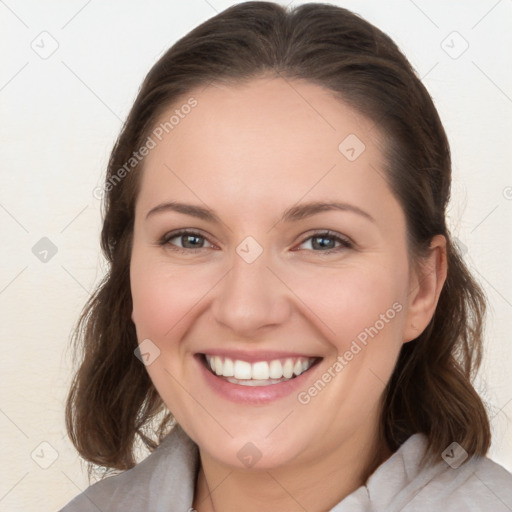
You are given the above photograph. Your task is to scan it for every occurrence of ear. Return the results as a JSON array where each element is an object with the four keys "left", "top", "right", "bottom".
[{"left": 402, "top": 234, "right": 448, "bottom": 343}]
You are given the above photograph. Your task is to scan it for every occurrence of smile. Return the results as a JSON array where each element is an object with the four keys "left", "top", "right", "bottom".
[{"left": 201, "top": 354, "right": 321, "bottom": 387}]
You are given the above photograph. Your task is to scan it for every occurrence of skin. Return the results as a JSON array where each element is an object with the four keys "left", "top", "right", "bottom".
[{"left": 130, "top": 76, "right": 447, "bottom": 511}]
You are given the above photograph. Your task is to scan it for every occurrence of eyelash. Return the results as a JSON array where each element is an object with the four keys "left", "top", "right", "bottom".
[{"left": 159, "top": 229, "right": 353, "bottom": 255}]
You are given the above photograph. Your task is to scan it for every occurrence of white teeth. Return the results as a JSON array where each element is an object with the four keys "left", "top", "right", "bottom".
[
  {"left": 252, "top": 361, "right": 270, "bottom": 380},
  {"left": 225, "top": 377, "right": 289, "bottom": 386},
  {"left": 269, "top": 360, "right": 283, "bottom": 379},
  {"left": 204, "top": 355, "right": 317, "bottom": 382},
  {"left": 222, "top": 357, "right": 234, "bottom": 377},
  {"left": 281, "top": 359, "right": 292, "bottom": 378},
  {"left": 214, "top": 356, "right": 223, "bottom": 375},
  {"left": 233, "top": 360, "right": 252, "bottom": 379}
]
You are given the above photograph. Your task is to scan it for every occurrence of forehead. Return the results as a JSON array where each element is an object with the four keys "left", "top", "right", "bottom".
[
  {"left": 136, "top": 77, "right": 399, "bottom": 229},
  {"left": 155, "top": 76, "right": 378, "bottom": 165}
]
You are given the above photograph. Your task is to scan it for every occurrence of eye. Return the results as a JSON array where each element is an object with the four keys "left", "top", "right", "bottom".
[
  {"left": 159, "top": 229, "right": 352, "bottom": 255},
  {"left": 295, "top": 231, "right": 353, "bottom": 253},
  {"left": 160, "top": 229, "right": 215, "bottom": 252}
]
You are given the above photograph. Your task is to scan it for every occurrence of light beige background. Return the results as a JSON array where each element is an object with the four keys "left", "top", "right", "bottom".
[{"left": 1, "top": 1, "right": 511, "bottom": 510}]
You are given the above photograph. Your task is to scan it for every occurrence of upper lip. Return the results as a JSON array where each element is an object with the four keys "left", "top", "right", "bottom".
[{"left": 197, "top": 349, "right": 322, "bottom": 363}]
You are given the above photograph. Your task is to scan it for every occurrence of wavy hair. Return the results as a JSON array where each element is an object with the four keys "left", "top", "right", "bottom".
[{"left": 65, "top": 1, "right": 490, "bottom": 477}]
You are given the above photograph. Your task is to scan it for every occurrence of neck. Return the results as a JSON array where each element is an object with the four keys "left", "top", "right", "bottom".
[{"left": 192, "top": 421, "right": 392, "bottom": 512}]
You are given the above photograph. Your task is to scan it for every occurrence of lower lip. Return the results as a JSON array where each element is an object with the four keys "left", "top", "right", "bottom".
[{"left": 194, "top": 354, "right": 323, "bottom": 405}]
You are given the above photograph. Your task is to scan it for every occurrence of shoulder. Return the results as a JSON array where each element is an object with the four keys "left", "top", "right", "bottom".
[
  {"left": 428, "top": 454, "right": 512, "bottom": 509},
  {"left": 368, "top": 433, "right": 512, "bottom": 512},
  {"left": 58, "top": 425, "right": 199, "bottom": 512}
]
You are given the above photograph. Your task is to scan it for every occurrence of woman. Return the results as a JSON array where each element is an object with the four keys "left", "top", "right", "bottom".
[{"left": 60, "top": 2, "right": 512, "bottom": 511}]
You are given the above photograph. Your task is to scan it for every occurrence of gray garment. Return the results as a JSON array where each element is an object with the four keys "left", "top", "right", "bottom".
[{"left": 60, "top": 424, "right": 512, "bottom": 511}]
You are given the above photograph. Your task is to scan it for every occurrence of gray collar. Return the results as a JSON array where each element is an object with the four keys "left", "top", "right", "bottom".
[{"left": 61, "top": 424, "right": 512, "bottom": 511}]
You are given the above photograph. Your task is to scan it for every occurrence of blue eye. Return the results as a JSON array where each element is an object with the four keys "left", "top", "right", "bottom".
[
  {"left": 161, "top": 230, "right": 214, "bottom": 252},
  {"left": 297, "top": 231, "right": 353, "bottom": 253},
  {"left": 159, "top": 229, "right": 352, "bottom": 254}
]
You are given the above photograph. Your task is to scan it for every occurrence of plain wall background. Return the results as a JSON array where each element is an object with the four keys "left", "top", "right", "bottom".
[{"left": 1, "top": 1, "right": 511, "bottom": 510}]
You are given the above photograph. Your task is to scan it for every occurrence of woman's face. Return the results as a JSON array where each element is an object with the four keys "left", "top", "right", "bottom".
[{"left": 130, "top": 77, "right": 425, "bottom": 470}]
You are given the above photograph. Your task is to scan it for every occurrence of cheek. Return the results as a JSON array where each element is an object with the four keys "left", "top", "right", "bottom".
[
  {"left": 340, "top": 273, "right": 407, "bottom": 388},
  {"left": 129, "top": 255, "right": 214, "bottom": 410},
  {"left": 130, "top": 254, "right": 211, "bottom": 341},
  {"left": 285, "top": 259, "right": 408, "bottom": 368}
]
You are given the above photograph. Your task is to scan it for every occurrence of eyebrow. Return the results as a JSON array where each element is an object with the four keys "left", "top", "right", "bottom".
[{"left": 145, "top": 200, "right": 376, "bottom": 225}]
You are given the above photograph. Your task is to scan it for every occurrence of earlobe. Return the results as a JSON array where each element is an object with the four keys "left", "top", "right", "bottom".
[{"left": 403, "top": 234, "right": 448, "bottom": 343}]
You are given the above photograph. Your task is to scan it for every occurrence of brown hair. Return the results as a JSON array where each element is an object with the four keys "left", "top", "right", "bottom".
[{"left": 65, "top": 1, "right": 490, "bottom": 477}]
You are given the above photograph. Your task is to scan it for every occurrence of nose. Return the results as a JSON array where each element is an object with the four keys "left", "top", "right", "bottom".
[{"left": 211, "top": 245, "right": 292, "bottom": 337}]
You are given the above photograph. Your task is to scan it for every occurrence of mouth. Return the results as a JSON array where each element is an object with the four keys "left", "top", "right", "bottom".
[{"left": 198, "top": 353, "right": 323, "bottom": 387}]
